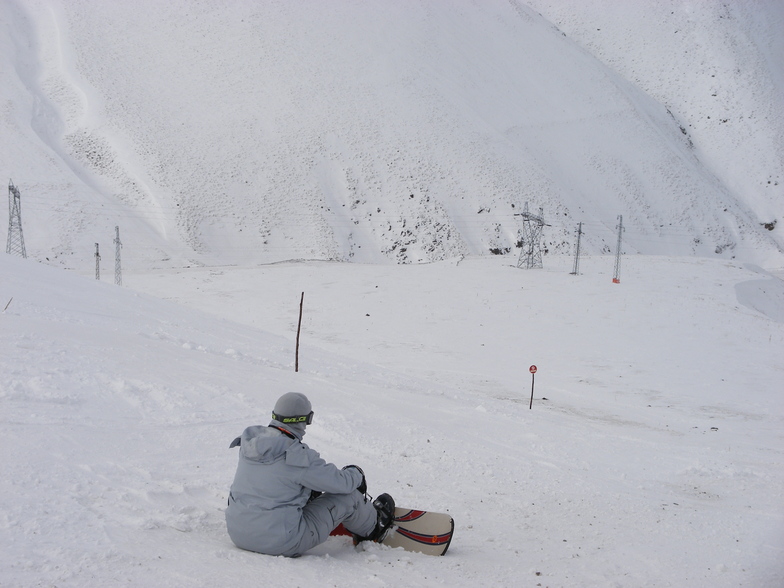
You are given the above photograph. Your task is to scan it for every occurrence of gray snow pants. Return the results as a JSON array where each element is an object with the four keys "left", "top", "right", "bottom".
[{"left": 287, "top": 490, "right": 377, "bottom": 557}]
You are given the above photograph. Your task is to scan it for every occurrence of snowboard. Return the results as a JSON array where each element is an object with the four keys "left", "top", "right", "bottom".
[{"left": 330, "top": 507, "right": 454, "bottom": 556}]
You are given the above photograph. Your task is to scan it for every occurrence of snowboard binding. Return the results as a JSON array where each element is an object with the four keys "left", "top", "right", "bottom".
[{"left": 353, "top": 493, "right": 396, "bottom": 544}]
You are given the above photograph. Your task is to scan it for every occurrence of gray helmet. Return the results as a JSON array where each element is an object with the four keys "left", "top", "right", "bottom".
[{"left": 271, "top": 392, "right": 313, "bottom": 438}]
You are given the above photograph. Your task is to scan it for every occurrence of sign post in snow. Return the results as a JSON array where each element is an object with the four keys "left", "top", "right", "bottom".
[{"left": 529, "top": 365, "right": 537, "bottom": 409}]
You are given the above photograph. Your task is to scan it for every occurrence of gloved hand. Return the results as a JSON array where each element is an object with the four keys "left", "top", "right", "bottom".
[{"left": 342, "top": 464, "right": 367, "bottom": 494}]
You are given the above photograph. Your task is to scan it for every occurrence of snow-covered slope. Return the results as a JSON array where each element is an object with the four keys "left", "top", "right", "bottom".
[
  {"left": 2, "top": 254, "right": 783, "bottom": 586},
  {"left": 526, "top": 0, "right": 784, "bottom": 248},
  {"left": 1, "top": 0, "right": 781, "bottom": 271}
]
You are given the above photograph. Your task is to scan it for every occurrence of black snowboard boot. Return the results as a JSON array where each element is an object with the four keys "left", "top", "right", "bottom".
[{"left": 354, "top": 493, "right": 396, "bottom": 544}]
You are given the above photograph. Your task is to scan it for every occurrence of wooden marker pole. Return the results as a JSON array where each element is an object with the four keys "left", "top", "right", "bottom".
[{"left": 295, "top": 292, "right": 304, "bottom": 372}]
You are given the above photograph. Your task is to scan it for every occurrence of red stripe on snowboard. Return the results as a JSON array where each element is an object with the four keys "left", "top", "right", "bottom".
[
  {"left": 394, "top": 527, "right": 452, "bottom": 546},
  {"left": 394, "top": 509, "right": 426, "bottom": 522}
]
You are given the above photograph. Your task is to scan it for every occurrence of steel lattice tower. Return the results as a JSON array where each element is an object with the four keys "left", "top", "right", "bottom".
[
  {"left": 6, "top": 180, "right": 27, "bottom": 258},
  {"left": 113, "top": 226, "right": 122, "bottom": 286},
  {"left": 516, "top": 202, "right": 546, "bottom": 269}
]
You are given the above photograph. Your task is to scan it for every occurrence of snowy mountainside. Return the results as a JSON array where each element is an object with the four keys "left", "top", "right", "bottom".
[
  {"left": 0, "top": 0, "right": 781, "bottom": 271},
  {"left": 526, "top": 0, "right": 784, "bottom": 241}
]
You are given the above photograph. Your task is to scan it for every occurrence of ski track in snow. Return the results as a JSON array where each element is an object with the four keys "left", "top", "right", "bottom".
[{"left": 1, "top": 254, "right": 783, "bottom": 587}]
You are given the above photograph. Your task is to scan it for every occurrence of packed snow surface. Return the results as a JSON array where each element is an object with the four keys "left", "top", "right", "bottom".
[{"left": 1, "top": 254, "right": 783, "bottom": 586}]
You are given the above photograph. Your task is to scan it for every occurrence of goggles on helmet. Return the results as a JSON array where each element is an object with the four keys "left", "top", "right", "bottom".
[{"left": 272, "top": 410, "right": 314, "bottom": 425}]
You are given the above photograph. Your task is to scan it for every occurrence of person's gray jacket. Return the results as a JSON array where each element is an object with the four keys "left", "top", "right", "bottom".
[{"left": 225, "top": 424, "right": 364, "bottom": 556}]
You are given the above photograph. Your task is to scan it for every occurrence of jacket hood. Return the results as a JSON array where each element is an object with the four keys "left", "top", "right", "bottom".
[{"left": 238, "top": 425, "right": 295, "bottom": 463}]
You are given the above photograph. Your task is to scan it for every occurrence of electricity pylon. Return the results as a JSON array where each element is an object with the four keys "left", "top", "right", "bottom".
[
  {"left": 6, "top": 180, "right": 27, "bottom": 258},
  {"left": 612, "top": 215, "right": 624, "bottom": 284},
  {"left": 516, "top": 202, "right": 547, "bottom": 269},
  {"left": 570, "top": 222, "right": 583, "bottom": 275}
]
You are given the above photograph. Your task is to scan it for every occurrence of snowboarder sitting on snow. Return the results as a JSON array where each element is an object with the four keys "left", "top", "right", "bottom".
[{"left": 225, "top": 392, "right": 395, "bottom": 557}]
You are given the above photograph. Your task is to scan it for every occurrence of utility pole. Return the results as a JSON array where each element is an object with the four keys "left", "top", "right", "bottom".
[
  {"left": 113, "top": 226, "right": 122, "bottom": 286},
  {"left": 94, "top": 243, "right": 101, "bottom": 281},
  {"left": 6, "top": 180, "right": 27, "bottom": 258},
  {"left": 570, "top": 222, "right": 583, "bottom": 275},
  {"left": 516, "top": 202, "right": 547, "bottom": 269},
  {"left": 612, "top": 215, "right": 624, "bottom": 284}
]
